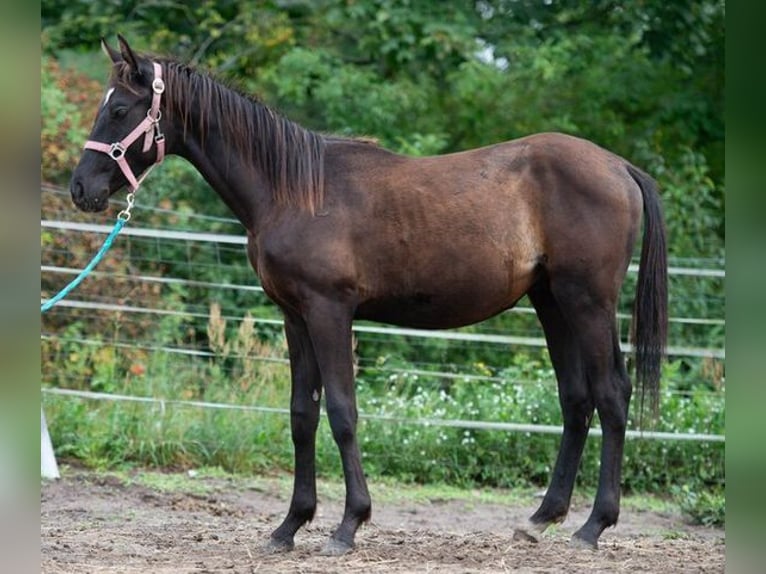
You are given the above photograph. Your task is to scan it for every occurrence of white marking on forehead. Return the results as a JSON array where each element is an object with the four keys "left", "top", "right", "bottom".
[{"left": 103, "top": 87, "right": 115, "bottom": 108}]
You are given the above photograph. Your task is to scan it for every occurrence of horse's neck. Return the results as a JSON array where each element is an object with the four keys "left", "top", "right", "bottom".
[
  {"left": 165, "top": 70, "right": 323, "bottom": 228},
  {"left": 172, "top": 115, "right": 270, "bottom": 232}
]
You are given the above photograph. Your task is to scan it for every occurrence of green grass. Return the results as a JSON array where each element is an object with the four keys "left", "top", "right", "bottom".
[{"left": 125, "top": 466, "right": 237, "bottom": 496}]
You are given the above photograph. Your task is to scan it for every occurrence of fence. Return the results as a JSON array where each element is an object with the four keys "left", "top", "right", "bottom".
[{"left": 41, "top": 188, "right": 726, "bottom": 451}]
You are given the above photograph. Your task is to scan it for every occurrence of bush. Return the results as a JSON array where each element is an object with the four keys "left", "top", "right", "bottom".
[
  {"left": 41, "top": 55, "right": 102, "bottom": 184},
  {"left": 675, "top": 484, "right": 725, "bottom": 527}
]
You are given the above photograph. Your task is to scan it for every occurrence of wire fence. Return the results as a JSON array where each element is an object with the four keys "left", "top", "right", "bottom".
[
  {"left": 41, "top": 189, "right": 726, "bottom": 444},
  {"left": 41, "top": 387, "right": 725, "bottom": 443}
]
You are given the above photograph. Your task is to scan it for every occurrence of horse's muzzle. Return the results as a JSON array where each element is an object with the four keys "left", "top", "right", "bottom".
[{"left": 70, "top": 177, "right": 109, "bottom": 213}]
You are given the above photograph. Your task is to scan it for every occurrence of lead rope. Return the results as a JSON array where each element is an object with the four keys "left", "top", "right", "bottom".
[
  {"left": 41, "top": 195, "right": 136, "bottom": 314},
  {"left": 40, "top": 204, "right": 132, "bottom": 483}
]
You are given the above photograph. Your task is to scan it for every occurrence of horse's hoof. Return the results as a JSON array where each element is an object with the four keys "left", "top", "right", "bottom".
[
  {"left": 320, "top": 537, "right": 354, "bottom": 556},
  {"left": 570, "top": 531, "right": 598, "bottom": 550},
  {"left": 513, "top": 517, "right": 549, "bottom": 543},
  {"left": 264, "top": 536, "right": 295, "bottom": 554}
]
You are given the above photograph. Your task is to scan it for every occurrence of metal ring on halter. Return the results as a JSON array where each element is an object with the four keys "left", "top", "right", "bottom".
[
  {"left": 109, "top": 142, "right": 126, "bottom": 160},
  {"left": 152, "top": 78, "right": 165, "bottom": 94},
  {"left": 147, "top": 108, "right": 162, "bottom": 122}
]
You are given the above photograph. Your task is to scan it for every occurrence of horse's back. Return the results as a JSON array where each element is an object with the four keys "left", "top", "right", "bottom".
[{"left": 326, "top": 131, "right": 643, "bottom": 263}]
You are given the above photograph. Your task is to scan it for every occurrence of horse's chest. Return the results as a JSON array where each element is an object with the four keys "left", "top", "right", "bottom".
[{"left": 246, "top": 235, "right": 286, "bottom": 305}]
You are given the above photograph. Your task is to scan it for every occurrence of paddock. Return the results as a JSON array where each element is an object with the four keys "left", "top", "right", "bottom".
[{"left": 41, "top": 469, "right": 724, "bottom": 573}]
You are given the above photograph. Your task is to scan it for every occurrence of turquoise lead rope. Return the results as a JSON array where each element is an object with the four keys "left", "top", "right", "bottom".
[
  {"left": 41, "top": 193, "right": 135, "bottom": 314},
  {"left": 41, "top": 217, "right": 127, "bottom": 313}
]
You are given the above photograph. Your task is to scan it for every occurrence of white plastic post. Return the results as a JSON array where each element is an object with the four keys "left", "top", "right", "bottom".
[{"left": 41, "top": 407, "right": 60, "bottom": 479}]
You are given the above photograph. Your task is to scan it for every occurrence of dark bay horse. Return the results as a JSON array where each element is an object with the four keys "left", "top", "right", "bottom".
[{"left": 69, "top": 36, "right": 667, "bottom": 554}]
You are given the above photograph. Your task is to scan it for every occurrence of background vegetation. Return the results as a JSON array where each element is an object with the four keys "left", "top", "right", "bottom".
[{"left": 41, "top": 1, "right": 724, "bottom": 526}]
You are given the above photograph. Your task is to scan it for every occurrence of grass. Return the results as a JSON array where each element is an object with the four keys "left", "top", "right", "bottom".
[{"left": 126, "top": 466, "right": 237, "bottom": 496}]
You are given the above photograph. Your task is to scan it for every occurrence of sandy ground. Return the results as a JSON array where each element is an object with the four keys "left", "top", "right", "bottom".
[{"left": 41, "top": 468, "right": 724, "bottom": 573}]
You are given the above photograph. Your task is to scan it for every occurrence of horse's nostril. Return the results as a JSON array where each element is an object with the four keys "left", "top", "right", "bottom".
[{"left": 71, "top": 179, "right": 84, "bottom": 201}]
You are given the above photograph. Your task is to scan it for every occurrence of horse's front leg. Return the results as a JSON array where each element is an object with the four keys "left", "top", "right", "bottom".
[
  {"left": 268, "top": 312, "right": 322, "bottom": 552},
  {"left": 305, "top": 299, "right": 371, "bottom": 555}
]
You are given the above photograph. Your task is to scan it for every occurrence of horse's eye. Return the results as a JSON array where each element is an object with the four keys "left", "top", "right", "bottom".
[{"left": 110, "top": 106, "right": 128, "bottom": 119}]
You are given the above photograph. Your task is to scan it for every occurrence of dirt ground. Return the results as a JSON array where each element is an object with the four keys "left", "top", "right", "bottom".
[{"left": 41, "top": 468, "right": 724, "bottom": 573}]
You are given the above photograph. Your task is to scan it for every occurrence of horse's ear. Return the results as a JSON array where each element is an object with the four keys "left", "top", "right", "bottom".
[
  {"left": 101, "top": 37, "right": 121, "bottom": 64},
  {"left": 117, "top": 34, "right": 141, "bottom": 76}
]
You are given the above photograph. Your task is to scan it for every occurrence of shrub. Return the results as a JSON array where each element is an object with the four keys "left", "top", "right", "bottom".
[
  {"left": 41, "top": 55, "right": 102, "bottom": 184},
  {"left": 675, "top": 484, "right": 725, "bottom": 527}
]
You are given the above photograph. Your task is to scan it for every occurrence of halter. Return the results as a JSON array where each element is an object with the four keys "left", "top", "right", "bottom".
[{"left": 84, "top": 62, "right": 166, "bottom": 198}]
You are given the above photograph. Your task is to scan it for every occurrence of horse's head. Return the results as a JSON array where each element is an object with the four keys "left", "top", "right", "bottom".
[{"left": 70, "top": 35, "right": 166, "bottom": 212}]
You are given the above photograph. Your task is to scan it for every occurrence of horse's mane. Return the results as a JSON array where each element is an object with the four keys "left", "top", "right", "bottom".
[{"left": 113, "top": 58, "right": 348, "bottom": 213}]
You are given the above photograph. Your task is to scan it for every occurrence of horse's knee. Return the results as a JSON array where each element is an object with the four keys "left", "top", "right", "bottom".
[
  {"left": 592, "top": 375, "right": 632, "bottom": 432},
  {"left": 622, "top": 382, "right": 632, "bottom": 407},
  {"left": 597, "top": 402, "right": 628, "bottom": 434},
  {"left": 325, "top": 400, "right": 358, "bottom": 446},
  {"left": 617, "top": 369, "right": 632, "bottom": 404},
  {"left": 290, "top": 411, "right": 319, "bottom": 447}
]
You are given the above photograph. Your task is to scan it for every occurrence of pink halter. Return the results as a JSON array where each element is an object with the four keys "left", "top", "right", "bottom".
[{"left": 84, "top": 62, "right": 165, "bottom": 192}]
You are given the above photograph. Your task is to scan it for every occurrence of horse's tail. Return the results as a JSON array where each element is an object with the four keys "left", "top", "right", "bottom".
[{"left": 627, "top": 164, "right": 668, "bottom": 421}]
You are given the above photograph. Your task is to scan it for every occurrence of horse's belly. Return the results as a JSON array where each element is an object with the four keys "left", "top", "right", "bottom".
[
  {"left": 354, "top": 245, "right": 541, "bottom": 328},
  {"left": 355, "top": 300, "right": 507, "bottom": 329},
  {"left": 355, "top": 276, "right": 534, "bottom": 329}
]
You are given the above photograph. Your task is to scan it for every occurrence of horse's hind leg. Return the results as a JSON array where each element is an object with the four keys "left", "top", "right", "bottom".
[
  {"left": 546, "top": 275, "right": 632, "bottom": 549},
  {"left": 268, "top": 312, "right": 322, "bottom": 552},
  {"left": 571, "top": 325, "right": 631, "bottom": 549},
  {"left": 524, "top": 282, "right": 594, "bottom": 535}
]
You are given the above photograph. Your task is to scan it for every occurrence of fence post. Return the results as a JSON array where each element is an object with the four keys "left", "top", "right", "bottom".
[{"left": 41, "top": 407, "right": 60, "bottom": 479}]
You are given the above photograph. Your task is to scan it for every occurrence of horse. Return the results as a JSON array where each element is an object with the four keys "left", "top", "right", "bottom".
[{"left": 69, "top": 36, "right": 667, "bottom": 555}]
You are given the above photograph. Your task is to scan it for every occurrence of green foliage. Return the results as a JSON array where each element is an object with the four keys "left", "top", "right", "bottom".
[
  {"left": 674, "top": 484, "right": 725, "bottom": 527},
  {"left": 653, "top": 148, "right": 724, "bottom": 258},
  {"left": 44, "top": 310, "right": 293, "bottom": 472},
  {"left": 41, "top": 57, "right": 81, "bottom": 141},
  {"left": 40, "top": 55, "right": 93, "bottom": 182}
]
